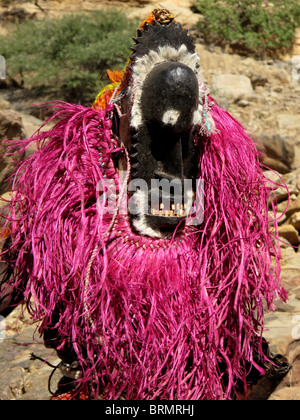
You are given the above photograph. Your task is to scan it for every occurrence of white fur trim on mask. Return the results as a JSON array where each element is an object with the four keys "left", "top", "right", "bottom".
[{"left": 131, "top": 189, "right": 163, "bottom": 238}]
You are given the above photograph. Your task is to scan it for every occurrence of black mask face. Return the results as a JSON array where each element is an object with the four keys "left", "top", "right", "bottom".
[{"left": 113, "top": 19, "right": 212, "bottom": 238}]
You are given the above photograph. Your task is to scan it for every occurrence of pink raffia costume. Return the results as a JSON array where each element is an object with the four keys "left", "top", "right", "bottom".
[{"left": 0, "top": 9, "right": 290, "bottom": 399}]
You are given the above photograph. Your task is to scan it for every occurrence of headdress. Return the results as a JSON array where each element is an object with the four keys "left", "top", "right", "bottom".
[{"left": 0, "top": 9, "right": 289, "bottom": 399}]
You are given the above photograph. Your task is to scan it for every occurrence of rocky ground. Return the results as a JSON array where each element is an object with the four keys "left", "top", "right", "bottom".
[{"left": 0, "top": 0, "right": 300, "bottom": 400}]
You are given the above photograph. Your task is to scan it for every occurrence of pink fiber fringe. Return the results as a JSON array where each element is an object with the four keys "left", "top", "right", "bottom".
[{"left": 0, "top": 100, "right": 287, "bottom": 399}]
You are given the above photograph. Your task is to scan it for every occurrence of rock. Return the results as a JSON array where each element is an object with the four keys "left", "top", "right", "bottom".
[
  {"left": 269, "top": 385, "right": 300, "bottom": 400},
  {"left": 0, "top": 75, "right": 22, "bottom": 90},
  {"left": 268, "top": 339, "right": 300, "bottom": 400},
  {"left": 273, "top": 69, "right": 291, "bottom": 84},
  {"left": 0, "top": 100, "right": 10, "bottom": 110},
  {"left": 273, "top": 86, "right": 283, "bottom": 93},
  {"left": 236, "top": 99, "right": 249, "bottom": 107},
  {"left": 277, "top": 213, "right": 287, "bottom": 225},
  {"left": 248, "top": 72, "right": 268, "bottom": 88},
  {"left": 262, "top": 157, "right": 292, "bottom": 174},
  {"left": 296, "top": 173, "right": 300, "bottom": 191},
  {"left": 211, "top": 74, "right": 254, "bottom": 101},
  {"left": 127, "top": 0, "right": 200, "bottom": 28},
  {"left": 0, "top": 305, "right": 62, "bottom": 400},
  {"left": 277, "top": 235, "right": 291, "bottom": 247},
  {"left": 0, "top": 7, "right": 37, "bottom": 23},
  {"left": 20, "top": 112, "right": 44, "bottom": 140},
  {"left": 292, "top": 28, "right": 300, "bottom": 56},
  {"left": 0, "top": 335, "right": 61, "bottom": 400},
  {"left": 0, "top": 110, "right": 25, "bottom": 195},
  {"left": 258, "top": 133, "right": 295, "bottom": 173},
  {"left": 277, "top": 199, "right": 288, "bottom": 214},
  {"left": 280, "top": 247, "right": 300, "bottom": 287},
  {"left": 270, "top": 184, "right": 297, "bottom": 204},
  {"left": 283, "top": 170, "right": 300, "bottom": 186},
  {"left": 0, "top": 109, "right": 24, "bottom": 141},
  {"left": 264, "top": 169, "right": 282, "bottom": 185},
  {"left": 277, "top": 225, "right": 300, "bottom": 246},
  {"left": 264, "top": 312, "right": 296, "bottom": 356},
  {"left": 281, "top": 195, "right": 300, "bottom": 218},
  {"left": 266, "top": 170, "right": 298, "bottom": 206},
  {"left": 277, "top": 114, "right": 300, "bottom": 133},
  {"left": 289, "top": 212, "right": 300, "bottom": 230}
]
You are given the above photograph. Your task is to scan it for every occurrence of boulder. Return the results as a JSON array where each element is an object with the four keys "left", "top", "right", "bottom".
[
  {"left": 277, "top": 114, "right": 300, "bottom": 133},
  {"left": 282, "top": 195, "right": 300, "bottom": 218},
  {"left": 267, "top": 181, "right": 297, "bottom": 204},
  {"left": 289, "top": 211, "right": 300, "bottom": 230},
  {"left": 264, "top": 169, "right": 282, "bottom": 185},
  {"left": 0, "top": 109, "right": 24, "bottom": 141},
  {"left": 269, "top": 385, "right": 300, "bottom": 400},
  {"left": 0, "top": 7, "right": 37, "bottom": 23},
  {"left": 211, "top": 74, "right": 254, "bottom": 101},
  {"left": 0, "top": 100, "right": 10, "bottom": 110},
  {"left": 20, "top": 113, "right": 43, "bottom": 140},
  {"left": 0, "top": 109, "right": 25, "bottom": 195},
  {"left": 258, "top": 133, "right": 295, "bottom": 174},
  {"left": 277, "top": 224, "right": 300, "bottom": 246}
]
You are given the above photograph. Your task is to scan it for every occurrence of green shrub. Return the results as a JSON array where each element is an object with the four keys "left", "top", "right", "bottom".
[
  {"left": 192, "top": 0, "right": 300, "bottom": 58},
  {"left": 0, "top": 10, "right": 138, "bottom": 104}
]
